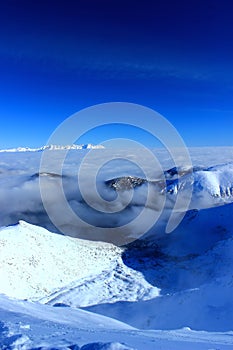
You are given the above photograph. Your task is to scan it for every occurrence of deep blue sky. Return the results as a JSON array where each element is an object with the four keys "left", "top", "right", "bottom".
[{"left": 0, "top": 0, "right": 232, "bottom": 148}]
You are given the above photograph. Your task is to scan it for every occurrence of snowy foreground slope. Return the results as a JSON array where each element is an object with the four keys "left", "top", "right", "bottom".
[
  {"left": 1, "top": 293, "right": 232, "bottom": 350},
  {"left": 0, "top": 209, "right": 233, "bottom": 349}
]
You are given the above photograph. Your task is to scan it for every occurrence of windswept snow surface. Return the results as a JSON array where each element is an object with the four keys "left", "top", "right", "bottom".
[{"left": 0, "top": 294, "right": 232, "bottom": 350}]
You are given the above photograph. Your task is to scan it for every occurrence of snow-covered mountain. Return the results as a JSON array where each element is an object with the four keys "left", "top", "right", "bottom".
[
  {"left": 0, "top": 147, "right": 233, "bottom": 349},
  {"left": 0, "top": 217, "right": 233, "bottom": 349},
  {"left": 0, "top": 221, "right": 159, "bottom": 304},
  {"left": 0, "top": 144, "right": 105, "bottom": 152}
]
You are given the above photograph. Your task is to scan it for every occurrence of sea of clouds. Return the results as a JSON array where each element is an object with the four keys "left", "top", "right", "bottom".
[{"left": 0, "top": 147, "right": 233, "bottom": 244}]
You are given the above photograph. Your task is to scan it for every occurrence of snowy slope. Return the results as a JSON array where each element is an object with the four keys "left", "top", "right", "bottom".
[
  {"left": 86, "top": 225, "right": 233, "bottom": 331},
  {"left": 0, "top": 294, "right": 232, "bottom": 350},
  {"left": 0, "top": 203, "right": 232, "bottom": 337},
  {"left": 83, "top": 203, "right": 233, "bottom": 332},
  {"left": 0, "top": 221, "right": 159, "bottom": 304}
]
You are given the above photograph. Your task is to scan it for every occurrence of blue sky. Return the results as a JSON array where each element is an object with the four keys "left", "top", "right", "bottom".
[{"left": 0, "top": 0, "right": 232, "bottom": 148}]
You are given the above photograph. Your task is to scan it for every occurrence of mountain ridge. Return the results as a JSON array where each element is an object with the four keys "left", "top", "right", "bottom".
[{"left": 0, "top": 144, "right": 105, "bottom": 152}]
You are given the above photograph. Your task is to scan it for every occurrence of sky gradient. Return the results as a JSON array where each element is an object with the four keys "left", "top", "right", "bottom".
[{"left": 0, "top": 0, "right": 232, "bottom": 148}]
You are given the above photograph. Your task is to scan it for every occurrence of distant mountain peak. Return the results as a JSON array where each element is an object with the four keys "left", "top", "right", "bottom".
[{"left": 0, "top": 144, "right": 105, "bottom": 152}]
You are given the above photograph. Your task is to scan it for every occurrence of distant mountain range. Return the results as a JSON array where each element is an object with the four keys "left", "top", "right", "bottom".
[{"left": 0, "top": 144, "right": 105, "bottom": 152}]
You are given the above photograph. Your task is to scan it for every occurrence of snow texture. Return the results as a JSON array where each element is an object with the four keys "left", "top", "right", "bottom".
[{"left": 1, "top": 294, "right": 232, "bottom": 349}]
